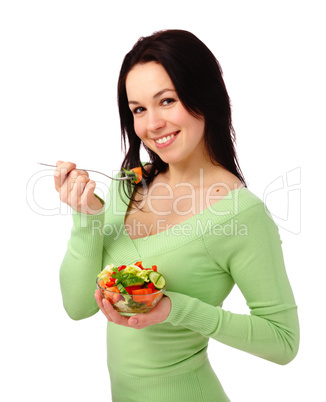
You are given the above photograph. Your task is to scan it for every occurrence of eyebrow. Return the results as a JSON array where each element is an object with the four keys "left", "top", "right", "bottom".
[{"left": 128, "top": 88, "right": 176, "bottom": 105}]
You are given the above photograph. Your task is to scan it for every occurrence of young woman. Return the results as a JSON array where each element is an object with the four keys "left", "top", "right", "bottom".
[{"left": 56, "top": 30, "right": 299, "bottom": 401}]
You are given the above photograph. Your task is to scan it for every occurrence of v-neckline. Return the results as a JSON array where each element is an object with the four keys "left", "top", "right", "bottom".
[{"left": 123, "top": 186, "right": 247, "bottom": 242}]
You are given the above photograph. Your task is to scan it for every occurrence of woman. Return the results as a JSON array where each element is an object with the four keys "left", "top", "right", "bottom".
[{"left": 56, "top": 30, "right": 299, "bottom": 401}]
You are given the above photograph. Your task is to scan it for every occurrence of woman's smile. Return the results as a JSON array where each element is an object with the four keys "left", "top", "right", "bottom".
[{"left": 153, "top": 130, "right": 180, "bottom": 148}]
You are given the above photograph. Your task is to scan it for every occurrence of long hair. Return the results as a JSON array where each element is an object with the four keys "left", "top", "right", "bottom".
[{"left": 117, "top": 29, "right": 246, "bottom": 204}]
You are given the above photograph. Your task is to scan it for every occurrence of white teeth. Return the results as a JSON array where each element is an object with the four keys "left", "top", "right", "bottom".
[{"left": 156, "top": 134, "right": 175, "bottom": 144}]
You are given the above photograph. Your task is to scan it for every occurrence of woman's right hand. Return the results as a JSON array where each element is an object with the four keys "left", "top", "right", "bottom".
[{"left": 54, "top": 161, "right": 104, "bottom": 215}]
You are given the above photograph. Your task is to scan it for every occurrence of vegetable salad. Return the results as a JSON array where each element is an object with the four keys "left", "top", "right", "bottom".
[{"left": 96, "top": 261, "right": 166, "bottom": 314}]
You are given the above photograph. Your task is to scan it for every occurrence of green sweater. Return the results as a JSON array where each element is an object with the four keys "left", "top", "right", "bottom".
[{"left": 60, "top": 179, "right": 299, "bottom": 401}]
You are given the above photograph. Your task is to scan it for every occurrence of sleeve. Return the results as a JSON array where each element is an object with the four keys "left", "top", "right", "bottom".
[
  {"left": 163, "top": 203, "right": 300, "bottom": 365},
  {"left": 59, "top": 201, "right": 106, "bottom": 320}
]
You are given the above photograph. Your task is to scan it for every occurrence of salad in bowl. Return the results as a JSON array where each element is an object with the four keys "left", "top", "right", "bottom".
[{"left": 96, "top": 261, "right": 166, "bottom": 316}]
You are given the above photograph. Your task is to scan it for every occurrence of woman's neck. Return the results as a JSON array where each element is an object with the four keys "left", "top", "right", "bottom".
[{"left": 163, "top": 158, "right": 224, "bottom": 188}]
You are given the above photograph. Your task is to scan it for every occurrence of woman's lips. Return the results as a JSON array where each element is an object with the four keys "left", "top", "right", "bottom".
[{"left": 154, "top": 131, "right": 180, "bottom": 149}]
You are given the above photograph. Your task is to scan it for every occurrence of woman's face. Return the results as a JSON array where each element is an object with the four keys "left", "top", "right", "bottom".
[{"left": 125, "top": 62, "right": 206, "bottom": 166}]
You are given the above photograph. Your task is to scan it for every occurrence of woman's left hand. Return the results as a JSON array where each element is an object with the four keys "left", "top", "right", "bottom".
[{"left": 94, "top": 289, "right": 171, "bottom": 329}]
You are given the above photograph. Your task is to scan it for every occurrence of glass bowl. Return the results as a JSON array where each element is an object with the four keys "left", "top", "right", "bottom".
[{"left": 96, "top": 277, "right": 166, "bottom": 316}]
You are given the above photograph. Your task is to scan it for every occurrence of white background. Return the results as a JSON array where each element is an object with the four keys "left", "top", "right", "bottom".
[{"left": 1, "top": 1, "right": 325, "bottom": 401}]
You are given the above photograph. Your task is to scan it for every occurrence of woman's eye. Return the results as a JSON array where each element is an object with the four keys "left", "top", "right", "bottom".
[
  {"left": 133, "top": 107, "right": 145, "bottom": 115},
  {"left": 161, "top": 98, "right": 175, "bottom": 106}
]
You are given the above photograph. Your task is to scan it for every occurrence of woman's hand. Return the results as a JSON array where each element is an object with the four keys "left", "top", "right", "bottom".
[
  {"left": 54, "top": 160, "right": 103, "bottom": 215},
  {"left": 94, "top": 289, "right": 171, "bottom": 329}
]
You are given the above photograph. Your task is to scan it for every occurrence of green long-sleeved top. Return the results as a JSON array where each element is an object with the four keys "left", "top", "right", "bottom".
[{"left": 59, "top": 178, "right": 299, "bottom": 401}]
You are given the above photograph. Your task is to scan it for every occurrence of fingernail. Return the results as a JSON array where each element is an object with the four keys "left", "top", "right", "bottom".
[{"left": 129, "top": 318, "right": 138, "bottom": 326}]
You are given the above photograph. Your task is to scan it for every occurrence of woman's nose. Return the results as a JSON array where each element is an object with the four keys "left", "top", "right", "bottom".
[{"left": 147, "top": 111, "right": 166, "bottom": 132}]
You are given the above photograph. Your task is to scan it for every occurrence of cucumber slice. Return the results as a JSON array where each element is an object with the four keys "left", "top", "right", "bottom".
[
  {"left": 116, "top": 283, "right": 128, "bottom": 294},
  {"left": 149, "top": 271, "right": 166, "bottom": 290},
  {"left": 116, "top": 283, "right": 132, "bottom": 303}
]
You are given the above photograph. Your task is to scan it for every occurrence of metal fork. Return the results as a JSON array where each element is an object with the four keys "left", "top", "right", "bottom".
[{"left": 37, "top": 163, "right": 131, "bottom": 181}]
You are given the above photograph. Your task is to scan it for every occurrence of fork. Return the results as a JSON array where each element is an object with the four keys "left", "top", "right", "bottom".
[{"left": 37, "top": 163, "right": 131, "bottom": 181}]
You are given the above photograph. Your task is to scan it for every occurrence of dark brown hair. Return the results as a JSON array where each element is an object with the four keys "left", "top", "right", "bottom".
[{"left": 118, "top": 29, "right": 246, "bottom": 202}]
